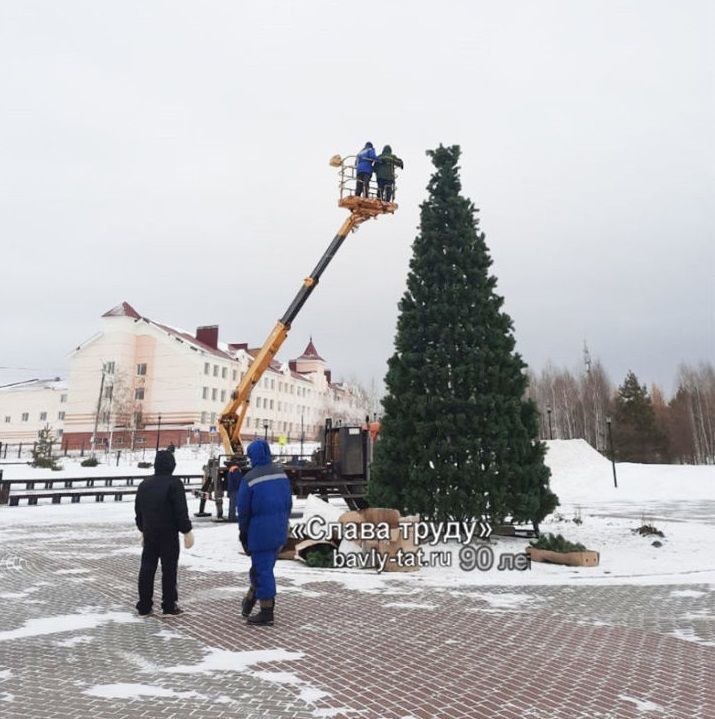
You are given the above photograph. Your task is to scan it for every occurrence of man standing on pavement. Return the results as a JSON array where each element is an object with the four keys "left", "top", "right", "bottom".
[
  {"left": 238, "top": 439, "right": 292, "bottom": 626},
  {"left": 135, "top": 449, "right": 194, "bottom": 616}
]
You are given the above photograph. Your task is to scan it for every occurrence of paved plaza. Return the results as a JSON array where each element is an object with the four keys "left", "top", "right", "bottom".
[{"left": 0, "top": 514, "right": 713, "bottom": 719}]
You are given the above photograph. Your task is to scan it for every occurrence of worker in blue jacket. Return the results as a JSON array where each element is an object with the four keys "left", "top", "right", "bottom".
[
  {"left": 238, "top": 438, "right": 292, "bottom": 626},
  {"left": 354, "top": 141, "right": 376, "bottom": 198}
]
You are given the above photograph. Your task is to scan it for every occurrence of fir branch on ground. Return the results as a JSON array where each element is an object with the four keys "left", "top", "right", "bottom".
[{"left": 530, "top": 533, "right": 587, "bottom": 553}]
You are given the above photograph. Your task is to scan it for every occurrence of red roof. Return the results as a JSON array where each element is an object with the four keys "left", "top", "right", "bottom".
[
  {"left": 297, "top": 337, "right": 324, "bottom": 362},
  {"left": 102, "top": 301, "right": 141, "bottom": 319},
  {"left": 151, "top": 321, "right": 234, "bottom": 361}
]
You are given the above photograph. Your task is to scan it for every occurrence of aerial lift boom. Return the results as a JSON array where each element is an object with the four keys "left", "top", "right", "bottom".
[{"left": 217, "top": 156, "right": 398, "bottom": 469}]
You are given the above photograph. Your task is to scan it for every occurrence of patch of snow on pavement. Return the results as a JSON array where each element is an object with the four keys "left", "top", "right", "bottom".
[
  {"left": 84, "top": 683, "right": 205, "bottom": 700},
  {"left": 53, "top": 634, "right": 95, "bottom": 648},
  {"left": 162, "top": 648, "right": 304, "bottom": 674},
  {"left": 0, "top": 610, "right": 138, "bottom": 642},
  {"left": 618, "top": 694, "right": 664, "bottom": 713},
  {"left": 383, "top": 602, "right": 437, "bottom": 610},
  {"left": 312, "top": 709, "right": 357, "bottom": 718},
  {"left": 461, "top": 592, "right": 539, "bottom": 610},
  {"left": 670, "top": 589, "right": 706, "bottom": 598},
  {"left": 251, "top": 671, "right": 329, "bottom": 704}
]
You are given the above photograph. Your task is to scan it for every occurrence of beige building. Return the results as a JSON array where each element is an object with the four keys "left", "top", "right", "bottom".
[
  {"left": 0, "top": 378, "right": 67, "bottom": 445},
  {"left": 58, "top": 302, "right": 367, "bottom": 449}
]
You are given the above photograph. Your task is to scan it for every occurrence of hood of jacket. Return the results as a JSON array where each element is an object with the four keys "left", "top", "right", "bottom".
[
  {"left": 154, "top": 450, "right": 176, "bottom": 475},
  {"left": 381, "top": 145, "right": 392, "bottom": 154},
  {"left": 247, "top": 438, "right": 272, "bottom": 468}
]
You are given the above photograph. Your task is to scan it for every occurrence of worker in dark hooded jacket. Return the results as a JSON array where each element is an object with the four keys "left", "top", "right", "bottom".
[
  {"left": 135, "top": 450, "right": 194, "bottom": 616},
  {"left": 354, "top": 141, "right": 376, "bottom": 198},
  {"left": 374, "top": 145, "right": 404, "bottom": 203},
  {"left": 238, "top": 438, "right": 292, "bottom": 626}
]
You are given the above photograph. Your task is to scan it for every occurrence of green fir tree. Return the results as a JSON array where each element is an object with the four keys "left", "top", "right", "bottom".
[
  {"left": 368, "top": 145, "right": 558, "bottom": 526},
  {"left": 613, "top": 370, "right": 667, "bottom": 462},
  {"left": 31, "top": 424, "right": 61, "bottom": 470}
]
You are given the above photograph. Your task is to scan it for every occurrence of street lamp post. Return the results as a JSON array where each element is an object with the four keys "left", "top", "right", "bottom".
[
  {"left": 546, "top": 405, "right": 553, "bottom": 440},
  {"left": 606, "top": 417, "right": 618, "bottom": 488},
  {"left": 263, "top": 422, "right": 269, "bottom": 441},
  {"left": 156, "top": 414, "right": 162, "bottom": 452}
]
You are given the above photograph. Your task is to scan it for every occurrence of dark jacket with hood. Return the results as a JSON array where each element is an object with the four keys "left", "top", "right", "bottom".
[
  {"left": 237, "top": 439, "right": 292, "bottom": 553},
  {"left": 374, "top": 145, "right": 404, "bottom": 181},
  {"left": 135, "top": 450, "right": 192, "bottom": 536}
]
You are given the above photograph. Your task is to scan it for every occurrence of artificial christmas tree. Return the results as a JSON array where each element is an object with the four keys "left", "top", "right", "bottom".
[{"left": 368, "top": 145, "right": 557, "bottom": 527}]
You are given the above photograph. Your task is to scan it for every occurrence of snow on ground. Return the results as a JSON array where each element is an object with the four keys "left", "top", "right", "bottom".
[
  {"left": 160, "top": 648, "right": 304, "bottom": 674},
  {"left": 618, "top": 695, "right": 665, "bottom": 713},
  {"left": 0, "top": 442, "right": 320, "bottom": 481},
  {"left": 1, "top": 439, "right": 714, "bottom": 589},
  {"left": 84, "top": 683, "right": 205, "bottom": 700},
  {"left": 0, "top": 610, "right": 138, "bottom": 642}
]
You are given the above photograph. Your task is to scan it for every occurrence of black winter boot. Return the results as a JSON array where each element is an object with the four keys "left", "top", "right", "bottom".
[
  {"left": 241, "top": 587, "right": 256, "bottom": 618},
  {"left": 246, "top": 599, "right": 274, "bottom": 626}
]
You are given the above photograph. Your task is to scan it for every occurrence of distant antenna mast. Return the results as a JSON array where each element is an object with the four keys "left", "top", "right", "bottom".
[{"left": 583, "top": 341, "right": 592, "bottom": 374}]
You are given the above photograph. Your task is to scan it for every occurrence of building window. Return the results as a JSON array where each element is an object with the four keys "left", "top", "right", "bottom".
[
  {"left": 135, "top": 388, "right": 145, "bottom": 400},
  {"left": 57, "top": 429, "right": 63, "bottom": 438},
  {"left": 270, "top": 379, "right": 275, "bottom": 390},
  {"left": 269, "top": 400, "right": 274, "bottom": 410},
  {"left": 202, "top": 387, "right": 209, "bottom": 400},
  {"left": 232, "top": 369, "right": 237, "bottom": 381},
  {"left": 137, "top": 363, "right": 147, "bottom": 376},
  {"left": 4, "top": 416, "right": 10, "bottom": 423},
  {"left": 222, "top": 367, "right": 227, "bottom": 379},
  {"left": 39, "top": 412, "right": 47, "bottom": 421},
  {"left": 105, "top": 361, "right": 115, "bottom": 374},
  {"left": 101, "top": 411, "right": 110, "bottom": 424},
  {"left": 213, "top": 365, "right": 219, "bottom": 377},
  {"left": 204, "top": 362, "right": 210, "bottom": 375},
  {"left": 211, "top": 388, "right": 217, "bottom": 401},
  {"left": 104, "top": 385, "right": 113, "bottom": 399},
  {"left": 133, "top": 411, "right": 142, "bottom": 427},
  {"left": 200, "top": 411, "right": 208, "bottom": 424},
  {"left": 58, "top": 411, "right": 65, "bottom": 420},
  {"left": 60, "top": 394, "right": 67, "bottom": 403},
  {"left": 21, "top": 413, "right": 29, "bottom": 422},
  {"left": 210, "top": 412, "right": 217, "bottom": 424},
  {"left": 220, "top": 390, "right": 226, "bottom": 402}
]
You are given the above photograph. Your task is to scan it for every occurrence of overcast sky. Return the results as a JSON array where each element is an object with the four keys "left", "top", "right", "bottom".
[{"left": 1, "top": 1, "right": 712, "bottom": 395}]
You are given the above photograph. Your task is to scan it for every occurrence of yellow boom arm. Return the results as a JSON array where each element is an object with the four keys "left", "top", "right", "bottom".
[{"left": 218, "top": 189, "right": 397, "bottom": 466}]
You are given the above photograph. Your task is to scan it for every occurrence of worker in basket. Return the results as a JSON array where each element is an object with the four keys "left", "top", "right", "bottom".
[
  {"left": 375, "top": 145, "right": 403, "bottom": 203},
  {"left": 354, "top": 141, "right": 376, "bottom": 197}
]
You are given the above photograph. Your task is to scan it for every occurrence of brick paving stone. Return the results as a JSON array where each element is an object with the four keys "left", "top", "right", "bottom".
[{"left": 0, "top": 518, "right": 713, "bottom": 718}]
